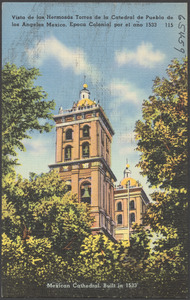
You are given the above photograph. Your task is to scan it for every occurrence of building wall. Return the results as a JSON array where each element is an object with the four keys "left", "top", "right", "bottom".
[
  {"left": 56, "top": 118, "right": 112, "bottom": 165},
  {"left": 114, "top": 187, "right": 147, "bottom": 241},
  {"left": 58, "top": 161, "right": 115, "bottom": 237},
  {"left": 52, "top": 104, "right": 116, "bottom": 240}
]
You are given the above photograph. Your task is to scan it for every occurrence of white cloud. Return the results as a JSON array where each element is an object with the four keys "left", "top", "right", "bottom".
[
  {"left": 26, "top": 36, "right": 100, "bottom": 83},
  {"left": 23, "top": 138, "right": 51, "bottom": 157},
  {"left": 115, "top": 42, "right": 165, "bottom": 68},
  {"left": 108, "top": 79, "right": 146, "bottom": 106}
]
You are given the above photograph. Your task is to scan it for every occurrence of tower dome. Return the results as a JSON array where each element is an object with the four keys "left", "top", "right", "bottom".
[
  {"left": 120, "top": 163, "right": 137, "bottom": 187},
  {"left": 120, "top": 177, "right": 137, "bottom": 187},
  {"left": 76, "top": 83, "right": 96, "bottom": 107}
]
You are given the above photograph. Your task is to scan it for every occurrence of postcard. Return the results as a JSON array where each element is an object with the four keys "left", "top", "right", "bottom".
[{"left": 2, "top": 2, "right": 188, "bottom": 298}]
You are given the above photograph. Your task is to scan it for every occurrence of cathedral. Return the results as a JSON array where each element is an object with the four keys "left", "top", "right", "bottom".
[{"left": 49, "top": 84, "right": 150, "bottom": 241}]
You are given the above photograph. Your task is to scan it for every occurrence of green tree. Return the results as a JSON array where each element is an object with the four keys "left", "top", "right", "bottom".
[
  {"left": 69, "top": 234, "right": 131, "bottom": 297},
  {"left": 134, "top": 57, "right": 188, "bottom": 297},
  {"left": 69, "top": 232, "right": 154, "bottom": 298},
  {"left": 127, "top": 224, "right": 153, "bottom": 264},
  {"left": 2, "top": 233, "right": 68, "bottom": 297},
  {"left": 2, "top": 171, "right": 93, "bottom": 258},
  {"left": 2, "top": 170, "right": 94, "bottom": 297},
  {"left": 71, "top": 234, "right": 129, "bottom": 283},
  {"left": 135, "top": 57, "right": 188, "bottom": 191},
  {"left": 2, "top": 63, "right": 55, "bottom": 175}
]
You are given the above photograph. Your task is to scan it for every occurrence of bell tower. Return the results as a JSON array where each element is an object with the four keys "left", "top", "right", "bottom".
[
  {"left": 114, "top": 163, "right": 150, "bottom": 241},
  {"left": 49, "top": 84, "right": 117, "bottom": 240}
]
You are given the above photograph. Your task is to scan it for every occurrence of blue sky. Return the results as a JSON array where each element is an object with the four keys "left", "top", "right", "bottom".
[{"left": 2, "top": 2, "right": 187, "bottom": 197}]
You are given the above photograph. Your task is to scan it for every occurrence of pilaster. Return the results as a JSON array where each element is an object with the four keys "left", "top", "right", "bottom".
[{"left": 56, "top": 127, "right": 62, "bottom": 162}]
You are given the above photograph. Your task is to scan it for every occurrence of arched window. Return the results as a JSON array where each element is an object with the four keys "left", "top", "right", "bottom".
[
  {"left": 66, "top": 129, "right": 72, "bottom": 140},
  {"left": 82, "top": 142, "right": 89, "bottom": 158},
  {"left": 130, "top": 213, "right": 135, "bottom": 224},
  {"left": 117, "top": 214, "right": 122, "bottom": 225},
  {"left": 65, "top": 145, "right": 72, "bottom": 161},
  {"left": 117, "top": 202, "right": 122, "bottom": 211},
  {"left": 81, "top": 182, "right": 91, "bottom": 204},
  {"left": 130, "top": 200, "right": 135, "bottom": 210},
  {"left": 83, "top": 125, "right": 89, "bottom": 137}
]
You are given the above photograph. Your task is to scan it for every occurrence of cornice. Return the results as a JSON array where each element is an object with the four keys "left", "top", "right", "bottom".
[{"left": 49, "top": 156, "right": 117, "bottom": 181}]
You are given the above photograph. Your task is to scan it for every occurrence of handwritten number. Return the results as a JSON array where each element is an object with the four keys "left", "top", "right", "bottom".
[
  {"left": 178, "top": 23, "right": 185, "bottom": 32},
  {"left": 174, "top": 47, "right": 185, "bottom": 54},
  {"left": 178, "top": 15, "right": 185, "bottom": 20}
]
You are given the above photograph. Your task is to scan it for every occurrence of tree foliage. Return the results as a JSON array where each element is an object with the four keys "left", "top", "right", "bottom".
[
  {"left": 2, "top": 63, "right": 55, "bottom": 174},
  {"left": 134, "top": 57, "right": 188, "bottom": 298},
  {"left": 2, "top": 171, "right": 93, "bottom": 257},
  {"left": 135, "top": 57, "right": 188, "bottom": 191},
  {"left": 71, "top": 234, "right": 129, "bottom": 282},
  {"left": 2, "top": 170, "right": 94, "bottom": 297},
  {"left": 2, "top": 233, "right": 67, "bottom": 297}
]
